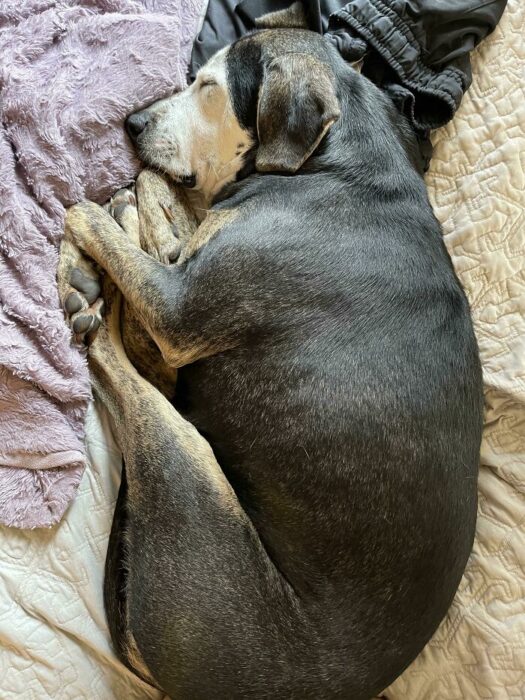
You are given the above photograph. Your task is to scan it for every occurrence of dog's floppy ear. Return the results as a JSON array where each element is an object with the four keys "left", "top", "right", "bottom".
[{"left": 255, "top": 53, "right": 340, "bottom": 173}]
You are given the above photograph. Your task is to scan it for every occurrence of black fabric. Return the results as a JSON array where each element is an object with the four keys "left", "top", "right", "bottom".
[
  {"left": 190, "top": 0, "right": 507, "bottom": 168},
  {"left": 328, "top": 0, "right": 507, "bottom": 130}
]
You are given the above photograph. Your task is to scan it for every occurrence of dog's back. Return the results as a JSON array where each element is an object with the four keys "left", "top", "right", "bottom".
[{"left": 173, "top": 52, "right": 482, "bottom": 693}]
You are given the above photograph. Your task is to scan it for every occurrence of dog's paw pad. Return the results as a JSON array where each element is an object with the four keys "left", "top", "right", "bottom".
[
  {"left": 107, "top": 186, "right": 136, "bottom": 222},
  {"left": 69, "top": 298, "right": 105, "bottom": 344},
  {"left": 64, "top": 291, "right": 85, "bottom": 315},
  {"left": 111, "top": 203, "right": 128, "bottom": 222},
  {"left": 70, "top": 267, "right": 100, "bottom": 304},
  {"left": 63, "top": 265, "right": 104, "bottom": 345},
  {"left": 72, "top": 313, "right": 97, "bottom": 335}
]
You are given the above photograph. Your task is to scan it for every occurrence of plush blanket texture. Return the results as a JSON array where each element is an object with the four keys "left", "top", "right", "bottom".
[{"left": 0, "top": 0, "right": 205, "bottom": 528}]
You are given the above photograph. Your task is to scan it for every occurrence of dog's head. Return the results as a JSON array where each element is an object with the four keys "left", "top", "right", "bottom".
[{"left": 126, "top": 30, "right": 341, "bottom": 198}]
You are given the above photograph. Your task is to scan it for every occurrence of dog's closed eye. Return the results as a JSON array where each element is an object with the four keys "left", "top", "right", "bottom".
[{"left": 200, "top": 78, "right": 217, "bottom": 89}]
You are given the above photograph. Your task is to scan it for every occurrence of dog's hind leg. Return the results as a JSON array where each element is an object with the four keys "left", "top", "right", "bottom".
[{"left": 70, "top": 268, "right": 318, "bottom": 699}]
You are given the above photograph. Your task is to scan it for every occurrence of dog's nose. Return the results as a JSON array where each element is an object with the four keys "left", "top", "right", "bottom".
[{"left": 125, "top": 110, "right": 150, "bottom": 140}]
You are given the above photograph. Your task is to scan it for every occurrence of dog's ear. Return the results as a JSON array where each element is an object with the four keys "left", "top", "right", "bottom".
[{"left": 255, "top": 53, "right": 340, "bottom": 173}]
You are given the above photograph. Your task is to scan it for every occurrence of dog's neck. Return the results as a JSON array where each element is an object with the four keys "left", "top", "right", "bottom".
[{"left": 186, "top": 147, "right": 257, "bottom": 221}]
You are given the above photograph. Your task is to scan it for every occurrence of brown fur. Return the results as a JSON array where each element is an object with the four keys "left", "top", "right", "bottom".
[{"left": 135, "top": 170, "right": 198, "bottom": 260}]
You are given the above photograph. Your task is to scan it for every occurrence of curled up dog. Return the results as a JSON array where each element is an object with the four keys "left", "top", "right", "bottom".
[{"left": 58, "top": 28, "right": 483, "bottom": 700}]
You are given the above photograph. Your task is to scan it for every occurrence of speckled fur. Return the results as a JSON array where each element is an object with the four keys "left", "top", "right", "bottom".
[{"left": 61, "top": 30, "right": 482, "bottom": 700}]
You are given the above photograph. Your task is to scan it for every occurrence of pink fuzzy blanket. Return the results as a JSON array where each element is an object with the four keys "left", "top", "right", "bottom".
[{"left": 0, "top": 0, "right": 205, "bottom": 529}]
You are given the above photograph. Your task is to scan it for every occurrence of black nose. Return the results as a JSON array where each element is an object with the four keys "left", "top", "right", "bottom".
[{"left": 125, "top": 110, "right": 150, "bottom": 140}]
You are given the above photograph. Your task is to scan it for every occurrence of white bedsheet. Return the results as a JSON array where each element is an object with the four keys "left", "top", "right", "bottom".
[{"left": 0, "top": 2, "right": 523, "bottom": 698}]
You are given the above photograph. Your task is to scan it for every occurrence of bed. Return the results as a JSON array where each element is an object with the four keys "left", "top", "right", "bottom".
[{"left": 0, "top": 2, "right": 523, "bottom": 697}]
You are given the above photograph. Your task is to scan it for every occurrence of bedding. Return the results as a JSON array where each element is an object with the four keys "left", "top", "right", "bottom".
[
  {"left": 0, "top": 0, "right": 205, "bottom": 529},
  {"left": 0, "top": 0, "right": 523, "bottom": 697}
]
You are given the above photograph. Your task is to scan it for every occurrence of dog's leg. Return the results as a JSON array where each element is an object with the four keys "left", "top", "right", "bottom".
[
  {"left": 60, "top": 255, "right": 312, "bottom": 698},
  {"left": 63, "top": 186, "right": 237, "bottom": 368},
  {"left": 103, "top": 181, "right": 184, "bottom": 397},
  {"left": 134, "top": 169, "right": 199, "bottom": 258}
]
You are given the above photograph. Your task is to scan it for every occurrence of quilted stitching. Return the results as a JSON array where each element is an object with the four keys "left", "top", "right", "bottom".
[{"left": 0, "top": 404, "right": 163, "bottom": 699}]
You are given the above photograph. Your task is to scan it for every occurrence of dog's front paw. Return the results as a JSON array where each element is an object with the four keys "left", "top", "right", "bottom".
[
  {"left": 58, "top": 239, "right": 104, "bottom": 345},
  {"left": 135, "top": 170, "right": 184, "bottom": 264},
  {"left": 106, "top": 181, "right": 181, "bottom": 264},
  {"left": 65, "top": 268, "right": 105, "bottom": 342},
  {"left": 105, "top": 185, "right": 140, "bottom": 246}
]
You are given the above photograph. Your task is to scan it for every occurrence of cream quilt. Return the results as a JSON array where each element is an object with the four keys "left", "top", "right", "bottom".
[{"left": 0, "top": 3, "right": 523, "bottom": 698}]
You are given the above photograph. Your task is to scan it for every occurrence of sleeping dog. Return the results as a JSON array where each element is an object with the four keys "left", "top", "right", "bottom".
[{"left": 58, "top": 28, "right": 483, "bottom": 700}]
